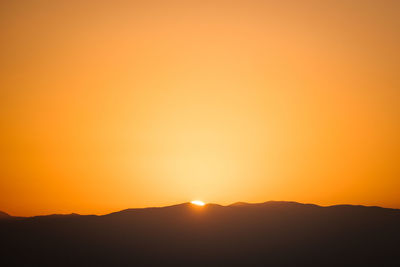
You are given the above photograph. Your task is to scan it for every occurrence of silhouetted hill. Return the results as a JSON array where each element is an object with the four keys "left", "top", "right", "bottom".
[
  {"left": 0, "top": 211, "right": 10, "bottom": 218},
  {"left": 1, "top": 201, "right": 399, "bottom": 266}
]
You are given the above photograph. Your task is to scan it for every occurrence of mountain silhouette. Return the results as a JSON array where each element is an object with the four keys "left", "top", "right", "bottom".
[
  {"left": 1, "top": 201, "right": 399, "bottom": 266},
  {"left": 0, "top": 211, "right": 10, "bottom": 218}
]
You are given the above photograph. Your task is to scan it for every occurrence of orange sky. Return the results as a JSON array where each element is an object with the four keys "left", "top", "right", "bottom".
[{"left": 1, "top": 0, "right": 399, "bottom": 216}]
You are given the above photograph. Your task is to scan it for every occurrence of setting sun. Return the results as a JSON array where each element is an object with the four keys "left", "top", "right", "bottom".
[{"left": 191, "top": 200, "right": 205, "bottom": 206}]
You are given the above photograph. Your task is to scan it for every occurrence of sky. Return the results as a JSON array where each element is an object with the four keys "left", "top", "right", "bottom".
[{"left": 1, "top": 0, "right": 399, "bottom": 216}]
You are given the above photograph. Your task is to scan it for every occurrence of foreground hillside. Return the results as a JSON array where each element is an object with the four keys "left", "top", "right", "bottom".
[{"left": 1, "top": 201, "right": 399, "bottom": 266}]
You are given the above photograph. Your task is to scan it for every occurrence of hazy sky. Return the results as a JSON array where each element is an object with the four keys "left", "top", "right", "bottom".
[{"left": 1, "top": 0, "right": 399, "bottom": 216}]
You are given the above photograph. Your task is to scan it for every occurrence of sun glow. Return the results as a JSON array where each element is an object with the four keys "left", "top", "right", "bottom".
[{"left": 191, "top": 200, "right": 205, "bottom": 206}]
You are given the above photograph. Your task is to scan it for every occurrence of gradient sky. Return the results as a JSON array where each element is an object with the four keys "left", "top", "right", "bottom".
[{"left": 1, "top": 0, "right": 399, "bottom": 216}]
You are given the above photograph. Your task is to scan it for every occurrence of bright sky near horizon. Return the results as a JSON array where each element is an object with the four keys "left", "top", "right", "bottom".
[{"left": 1, "top": 0, "right": 399, "bottom": 216}]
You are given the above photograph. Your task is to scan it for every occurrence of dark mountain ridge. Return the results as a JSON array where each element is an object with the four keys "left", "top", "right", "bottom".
[
  {"left": 1, "top": 201, "right": 399, "bottom": 266},
  {"left": 0, "top": 211, "right": 10, "bottom": 218},
  {"left": 4, "top": 201, "right": 397, "bottom": 219}
]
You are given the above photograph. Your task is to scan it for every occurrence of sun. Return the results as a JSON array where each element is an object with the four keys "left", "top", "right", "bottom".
[{"left": 191, "top": 200, "right": 205, "bottom": 206}]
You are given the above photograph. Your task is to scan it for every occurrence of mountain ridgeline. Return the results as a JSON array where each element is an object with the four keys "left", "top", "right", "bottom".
[
  {"left": 0, "top": 211, "right": 10, "bottom": 218},
  {"left": 1, "top": 201, "right": 399, "bottom": 266}
]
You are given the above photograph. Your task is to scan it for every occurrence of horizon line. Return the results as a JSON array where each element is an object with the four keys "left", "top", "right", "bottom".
[{"left": 2, "top": 200, "right": 400, "bottom": 218}]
